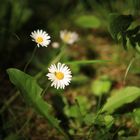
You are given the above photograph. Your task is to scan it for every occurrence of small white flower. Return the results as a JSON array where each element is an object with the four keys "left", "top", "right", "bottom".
[
  {"left": 52, "top": 42, "right": 60, "bottom": 49},
  {"left": 47, "top": 62, "right": 72, "bottom": 89},
  {"left": 60, "top": 30, "right": 78, "bottom": 45},
  {"left": 30, "top": 29, "right": 51, "bottom": 47}
]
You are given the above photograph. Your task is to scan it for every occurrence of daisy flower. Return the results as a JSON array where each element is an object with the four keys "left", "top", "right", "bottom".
[
  {"left": 47, "top": 62, "right": 72, "bottom": 89},
  {"left": 52, "top": 42, "right": 60, "bottom": 49},
  {"left": 30, "top": 29, "right": 51, "bottom": 47},
  {"left": 60, "top": 30, "right": 78, "bottom": 45}
]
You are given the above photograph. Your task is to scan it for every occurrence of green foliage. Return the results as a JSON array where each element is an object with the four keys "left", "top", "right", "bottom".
[
  {"left": 65, "top": 59, "right": 110, "bottom": 65},
  {"left": 84, "top": 113, "right": 95, "bottom": 125},
  {"left": 64, "top": 96, "right": 91, "bottom": 119},
  {"left": 6, "top": 68, "right": 68, "bottom": 139},
  {"left": 0, "top": 0, "right": 32, "bottom": 32},
  {"left": 3, "top": 0, "right": 140, "bottom": 139},
  {"left": 133, "top": 108, "right": 140, "bottom": 125},
  {"left": 108, "top": 13, "right": 133, "bottom": 40},
  {"left": 4, "top": 133, "right": 19, "bottom": 140},
  {"left": 0, "top": 1, "right": 8, "bottom": 20},
  {"left": 129, "top": 0, "right": 140, "bottom": 11},
  {"left": 10, "top": 0, "right": 32, "bottom": 31},
  {"left": 104, "top": 115, "right": 114, "bottom": 128},
  {"left": 75, "top": 15, "right": 100, "bottom": 28},
  {"left": 65, "top": 105, "right": 81, "bottom": 119},
  {"left": 126, "top": 26, "right": 140, "bottom": 51},
  {"left": 84, "top": 113, "right": 114, "bottom": 129},
  {"left": 70, "top": 64, "right": 80, "bottom": 74},
  {"left": 91, "top": 76, "right": 112, "bottom": 96},
  {"left": 119, "top": 135, "right": 140, "bottom": 140},
  {"left": 108, "top": 13, "right": 140, "bottom": 51},
  {"left": 72, "top": 74, "right": 89, "bottom": 85},
  {"left": 102, "top": 87, "right": 140, "bottom": 113},
  {"left": 76, "top": 96, "right": 91, "bottom": 116}
]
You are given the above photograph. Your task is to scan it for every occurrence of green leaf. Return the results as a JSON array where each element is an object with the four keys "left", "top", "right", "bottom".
[
  {"left": 84, "top": 113, "right": 95, "bottom": 125},
  {"left": 7, "top": 68, "right": 68, "bottom": 139},
  {"left": 72, "top": 74, "right": 89, "bottom": 84},
  {"left": 75, "top": 15, "right": 100, "bottom": 28},
  {"left": 70, "top": 64, "right": 80, "bottom": 74},
  {"left": 101, "top": 87, "right": 140, "bottom": 113},
  {"left": 65, "top": 60, "right": 110, "bottom": 65},
  {"left": 65, "top": 105, "right": 80, "bottom": 118},
  {"left": 84, "top": 113, "right": 114, "bottom": 127},
  {"left": 76, "top": 96, "right": 91, "bottom": 116},
  {"left": 108, "top": 13, "right": 133, "bottom": 40},
  {"left": 64, "top": 96, "right": 91, "bottom": 119},
  {"left": 104, "top": 115, "right": 114, "bottom": 128},
  {"left": 91, "top": 76, "right": 112, "bottom": 96},
  {"left": 133, "top": 108, "right": 140, "bottom": 125}
]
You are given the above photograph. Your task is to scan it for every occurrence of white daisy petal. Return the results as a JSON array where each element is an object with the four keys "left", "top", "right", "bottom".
[
  {"left": 60, "top": 30, "right": 78, "bottom": 45},
  {"left": 46, "top": 62, "right": 72, "bottom": 89},
  {"left": 30, "top": 29, "right": 51, "bottom": 47}
]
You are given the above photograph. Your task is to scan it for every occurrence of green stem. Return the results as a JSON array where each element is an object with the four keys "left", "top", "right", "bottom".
[
  {"left": 97, "top": 95, "right": 102, "bottom": 111},
  {"left": 35, "top": 46, "right": 65, "bottom": 79},
  {"left": 41, "top": 82, "right": 51, "bottom": 96},
  {"left": 123, "top": 56, "right": 136, "bottom": 85},
  {"left": 24, "top": 45, "right": 38, "bottom": 72}
]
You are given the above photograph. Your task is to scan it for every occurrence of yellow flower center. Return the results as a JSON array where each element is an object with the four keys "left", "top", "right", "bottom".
[
  {"left": 63, "top": 33, "right": 71, "bottom": 42},
  {"left": 55, "top": 72, "right": 64, "bottom": 80},
  {"left": 36, "top": 37, "right": 43, "bottom": 43}
]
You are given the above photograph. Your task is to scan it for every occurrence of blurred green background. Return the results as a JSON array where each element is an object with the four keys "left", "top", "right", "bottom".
[{"left": 1, "top": 0, "right": 140, "bottom": 140}]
